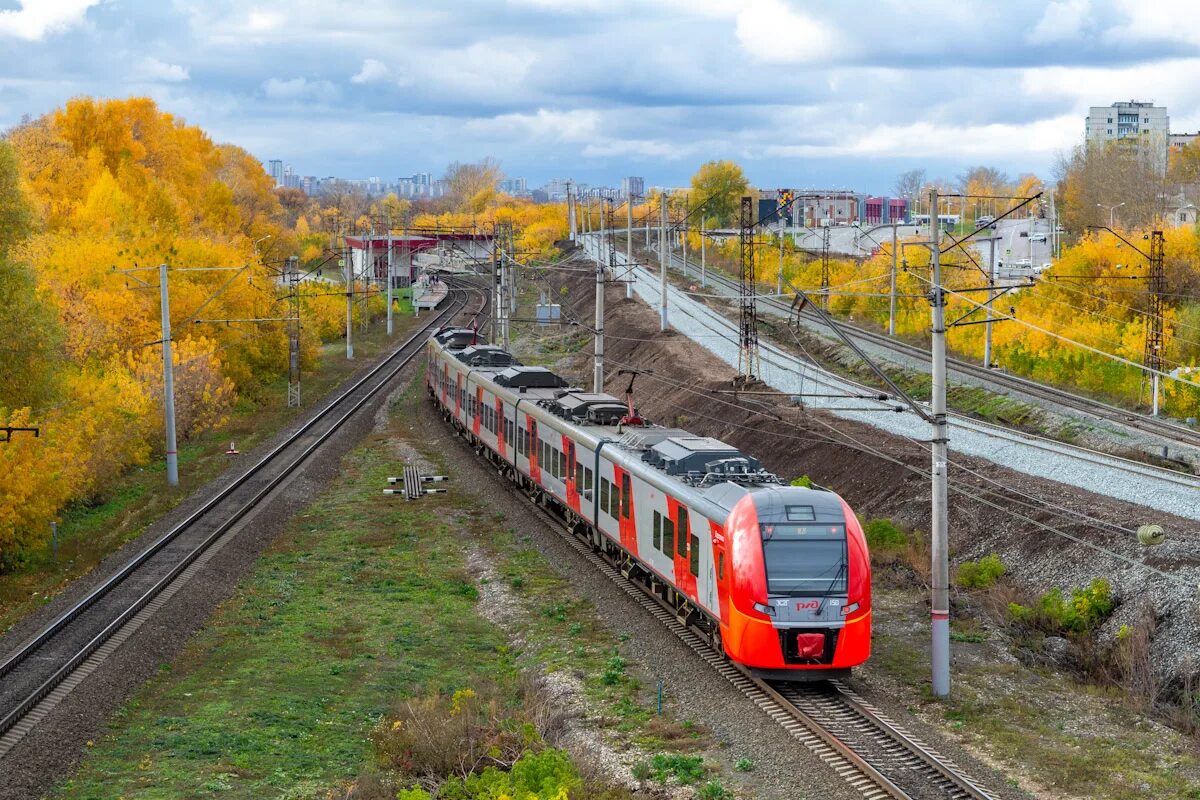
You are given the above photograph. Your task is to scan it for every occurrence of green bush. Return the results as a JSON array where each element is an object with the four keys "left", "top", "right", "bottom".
[
  {"left": 734, "top": 757, "right": 754, "bottom": 772},
  {"left": 698, "top": 780, "right": 733, "bottom": 800},
  {"left": 441, "top": 749, "right": 580, "bottom": 800},
  {"left": 1007, "top": 579, "right": 1114, "bottom": 634},
  {"left": 790, "top": 475, "right": 813, "bottom": 488},
  {"left": 633, "top": 753, "right": 707, "bottom": 785},
  {"left": 600, "top": 654, "right": 626, "bottom": 686},
  {"left": 864, "top": 518, "right": 907, "bottom": 552},
  {"left": 956, "top": 553, "right": 1006, "bottom": 589}
]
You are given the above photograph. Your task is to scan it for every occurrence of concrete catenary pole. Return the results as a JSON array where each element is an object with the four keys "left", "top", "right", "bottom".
[
  {"left": 928, "top": 188, "right": 950, "bottom": 698},
  {"left": 889, "top": 223, "right": 898, "bottom": 336},
  {"left": 700, "top": 216, "right": 707, "bottom": 288},
  {"left": 626, "top": 195, "right": 634, "bottom": 299},
  {"left": 659, "top": 192, "right": 669, "bottom": 331},
  {"left": 287, "top": 255, "right": 301, "bottom": 408},
  {"left": 386, "top": 231, "right": 394, "bottom": 336},
  {"left": 344, "top": 241, "right": 353, "bottom": 360},
  {"left": 158, "top": 263, "right": 178, "bottom": 486},
  {"left": 567, "top": 182, "right": 576, "bottom": 241}
]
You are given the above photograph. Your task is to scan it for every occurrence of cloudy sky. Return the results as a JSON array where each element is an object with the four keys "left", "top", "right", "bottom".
[{"left": 1, "top": 0, "right": 1198, "bottom": 194}]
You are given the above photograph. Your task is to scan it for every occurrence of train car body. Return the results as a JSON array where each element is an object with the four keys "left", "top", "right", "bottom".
[{"left": 426, "top": 328, "right": 871, "bottom": 678}]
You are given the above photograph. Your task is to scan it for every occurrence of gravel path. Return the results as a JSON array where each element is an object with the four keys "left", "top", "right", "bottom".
[{"left": 582, "top": 238, "right": 1200, "bottom": 521}]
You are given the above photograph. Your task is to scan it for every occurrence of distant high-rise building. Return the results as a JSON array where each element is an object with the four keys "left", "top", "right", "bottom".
[
  {"left": 302, "top": 176, "right": 316, "bottom": 195},
  {"left": 542, "top": 178, "right": 571, "bottom": 202},
  {"left": 268, "top": 159, "right": 284, "bottom": 187},
  {"left": 283, "top": 165, "right": 300, "bottom": 190},
  {"left": 498, "top": 177, "right": 528, "bottom": 195},
  {"left": 1086, "top": 100, "right": 1170, "bottom": 172},
  {"left": 621, "top": 176, "right": 644, "bottom": 200}
]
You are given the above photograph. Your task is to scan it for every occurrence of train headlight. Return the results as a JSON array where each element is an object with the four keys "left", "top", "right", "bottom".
[
  {"left": 752, "top": 602, "right": 775, "bottom": 616},
  {"left": 840, "top": 602, "right": 860, "bottom": 616}
]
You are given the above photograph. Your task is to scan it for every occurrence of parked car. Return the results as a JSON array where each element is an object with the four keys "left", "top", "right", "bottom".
[
  {"left": 1030, "top": 233, "right": 1047, "bottom": 242},
  {"left": 975, "top": 215, "right": 995, "bottom": 227}
]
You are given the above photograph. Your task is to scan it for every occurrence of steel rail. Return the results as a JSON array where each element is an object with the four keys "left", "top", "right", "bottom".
[
  {"left": 632, "top": 248, "right": 1200, "bottom": 491},
  {"left": 665, "top": 247, "right": 1200, "bottom": 453},
  {"left": 0, "top": 284, "right": 484, "bottom": 749}
]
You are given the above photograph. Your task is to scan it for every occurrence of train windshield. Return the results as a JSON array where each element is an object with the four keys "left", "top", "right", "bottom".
[{"left": 760, "top": 523, "right": 847, "bottom": 596}]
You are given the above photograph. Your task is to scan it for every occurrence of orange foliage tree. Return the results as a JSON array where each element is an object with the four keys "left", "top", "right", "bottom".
[{"left": 0, "top": 97, "right": 296, "bottom": 566}]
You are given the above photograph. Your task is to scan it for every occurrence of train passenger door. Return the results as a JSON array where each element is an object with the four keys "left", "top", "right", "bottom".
[
  {"left": 667, "top": 498, "right": 697, "bottom": 598},
  {"left": 563, "top": 435, "right": 580, "bottom": 513},
  {"left": 527, "top": 417, "right": 540, "bottom": 483}
]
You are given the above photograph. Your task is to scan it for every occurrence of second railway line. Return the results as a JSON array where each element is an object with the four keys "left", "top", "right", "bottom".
[{"left": 0, "top": 282, "right": 487, "bottom": 759}]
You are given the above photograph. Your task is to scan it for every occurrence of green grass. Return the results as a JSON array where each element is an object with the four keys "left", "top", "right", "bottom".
[
  {"left": 54, "top": 373, "right": 724, "bottom": 798},
  {"left": 53, "top": 414, "right": 513, "bottom": 798},
  {"left": 0, "top": 313, "right": 420, "bottom": 636}
]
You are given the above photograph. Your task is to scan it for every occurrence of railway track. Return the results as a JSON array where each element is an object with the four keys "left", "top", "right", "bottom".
[
  {"left": 661, "top": 248, "right": 1200, "bottom": 455},
  {"left": 653, "top": 274, "right": 1200, "bottom": 493},
  {"left": 0, "top": 283, "right": 484, "bottom": 758},
  {"left": 461, "top": 431, "right": 998, "bottom": 800}
]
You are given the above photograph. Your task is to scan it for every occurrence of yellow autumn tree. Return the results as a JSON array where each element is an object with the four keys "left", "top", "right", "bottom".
[{"left": 0, "top": 96, "right": 298, "bottom": 566}]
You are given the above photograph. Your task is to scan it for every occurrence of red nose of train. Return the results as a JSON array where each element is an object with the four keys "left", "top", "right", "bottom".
[{"left": 720, "top": 488, "right": 871, "bottom": 677}]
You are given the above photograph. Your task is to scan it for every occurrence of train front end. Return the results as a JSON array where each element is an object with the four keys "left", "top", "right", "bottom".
[{"left": 721, "top": 487, "right": 871, "bottom": 680}]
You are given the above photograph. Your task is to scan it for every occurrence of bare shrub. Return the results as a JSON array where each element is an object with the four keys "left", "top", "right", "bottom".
[
  {"left": 330, "top": 773, "right": 396, "bottom": 800},
  {"left": 1110, "top": 608, "right": 1161, "bottom": 712},
  {"left": 520, "top": 672, "right": 573, "bottom": 746},
  {"left": 371, "top": 687, "right": 537, "bottom": 786}
]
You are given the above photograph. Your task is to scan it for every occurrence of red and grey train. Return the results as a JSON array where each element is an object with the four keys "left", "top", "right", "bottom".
[{"left": 426, "top": 328, "right": 871, "bottom": 678}]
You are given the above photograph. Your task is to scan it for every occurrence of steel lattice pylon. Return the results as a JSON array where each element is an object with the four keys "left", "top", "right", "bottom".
[
  {"left": 737, "top": 195, "right": 761, "bottom": 382},
  {"left": 1144, "top": 229, "right": 1166, "bottom": 378}
]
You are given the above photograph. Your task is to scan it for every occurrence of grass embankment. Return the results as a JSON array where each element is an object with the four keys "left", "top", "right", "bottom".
[
  {"left": 0, "top": 313, "right": 418, "bottom": 636},
  {"left": 54, "top": 377, "right": 729, "bottom": 799}
]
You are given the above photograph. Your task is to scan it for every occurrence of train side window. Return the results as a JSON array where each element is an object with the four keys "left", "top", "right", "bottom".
[
  {"left": 600, "top": 478, "right": 609, "bottom": 514},
  {"left": 689, "top": 532, "right": 699, "bottom": 576},
  {"left": 653, "top": 511, "right": 661, "bottom": 550},
  {"left": 718, "top": 552, "right": 725, "bottom": 581},
  {"left": 663, "top": 516, "right": 675, "bottom": 556},
  {"left": 584, "top": 468, "right": 592, "bottom": 491},
  {"left": 575, "top": 462, "right": 583, "bottom": 488},
  {"left": 620, "top": 474, "right": 631, "bottom": 518},
  {"left": 676, "top": 511, "right": 688, "bottom": 559}
]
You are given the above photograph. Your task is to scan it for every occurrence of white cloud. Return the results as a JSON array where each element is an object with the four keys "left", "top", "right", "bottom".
[
  {"left": 1026, "top": 0, "right": 1090, "bottom": 44},
  {"left": 762, "top": 115, "right": 1082, "bottom": 160},
  {"left": 246, "top": 9, "right": 284, "bottom": 33},
  {"left": 1020, "top": 59, "right": 1200, "bottom": 111},
  {"left": 262, "top": 77, "right": 338, "bottom": 101},
  {"left": 351, "top": 58, "right": 390, "bottom": 84},
  {"left": 735, "top": 0, "right": 843, "bottom": 64},
  {"left": 0, "top": 0, "right": 100, "bottom": 40},
  {"left": 1108, "top": 0, "right": 1200, "bottom": 46},
  {"left": 139, "top": 57, "right": 189, "bottom": 83},
  {"left": 469, "top": 108, "right": 601, "bottom": 142}
]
